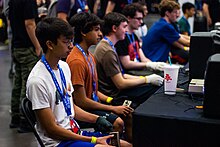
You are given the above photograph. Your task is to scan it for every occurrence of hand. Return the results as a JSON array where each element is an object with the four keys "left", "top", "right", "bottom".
[
  {"left": 146, "top": 74, "right": 164, "bottom": 86},
  {"left": 36, "top": 48, "right": 42, "bottom": 57},
  {"left": 96, "top": 135, "right": 114, "bottom": 145},
  {"left": 146, "top": 62, "right": 167, "bottom": 71},
  {"left": 95, "top": 116, "right": 113, "bottom": 133},
  {"left": 112, "top": 106, "right": 134, "bottom": 116}
]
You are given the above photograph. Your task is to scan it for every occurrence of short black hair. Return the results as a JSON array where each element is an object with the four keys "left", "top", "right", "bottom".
[
  {"left": 102, "top": 12, "right": 128, "bottom": 36},
  {"left": 36, "top": 18, "right": 73, "bottom": 53},
  {"left": 182, "top": 2, "right": 195, "bottom": 13},
  {"left": 69, "top": 12, "right": 102, "bottom": 44},
  {"left": 122, "top": 3, "right": 144, "bottom": 18}
]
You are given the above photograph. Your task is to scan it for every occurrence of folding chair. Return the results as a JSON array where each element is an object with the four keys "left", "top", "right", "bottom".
[{"left": 21, "top": 98, "right": 45, "bottom": 147}]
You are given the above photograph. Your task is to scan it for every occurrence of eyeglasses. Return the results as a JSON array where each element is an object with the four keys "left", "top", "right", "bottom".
[
  {"left": 62, "top": 39, "right": 73, "bottom": 47},
  {"left": 133, "top": 17, "right": 143, "bottom": 21}
]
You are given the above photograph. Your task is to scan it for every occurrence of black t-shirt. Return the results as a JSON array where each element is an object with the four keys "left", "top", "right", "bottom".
[
  {"left": 115, "top": 33, "right": 141, "bottom": 71},
  {"left": 108, "top": 0, "right": 138, "bottom": 13},
  {"left": 9, "top": 0, "right": 38, "bottom": 48},
  {"left": 203, "top": 0, "right": 220, "bottom": 25}
]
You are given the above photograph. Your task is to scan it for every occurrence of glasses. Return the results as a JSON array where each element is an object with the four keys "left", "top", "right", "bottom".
[
  {"left": 133, "top": 17, "right": 143, "bottom": 21},
  {"left": 62, "top": 39, "right": 73, "bottom": 47}
]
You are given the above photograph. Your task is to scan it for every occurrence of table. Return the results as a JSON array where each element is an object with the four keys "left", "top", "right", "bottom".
[{"left": 133, "top": 66, "right": 220, "bottom": 147}]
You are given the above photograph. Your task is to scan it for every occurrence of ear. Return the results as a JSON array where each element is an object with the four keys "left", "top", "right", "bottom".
[
  {"left": 112, "top": 25, "right": 117, "bottom": 33},
  {"left": 165, "top": 11, "right": 169, "bottom": 17},
  {"left": 127, "top": 16, "right": 132, "bottom": 21},
  {"left": 81, "top": 32, "right": 86, "bottom": 37},
  {"left": 46, "top": 40, "right": 53, "bottom": 50}
]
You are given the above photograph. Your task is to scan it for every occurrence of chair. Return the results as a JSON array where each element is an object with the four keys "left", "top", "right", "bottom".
[{"left": 21, "top": 98, "right": 45, "bottom": 147}]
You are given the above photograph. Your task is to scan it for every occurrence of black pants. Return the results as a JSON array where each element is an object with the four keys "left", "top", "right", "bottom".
[{"left": 115, "top": 84, "right": 160, "bottom": 109}]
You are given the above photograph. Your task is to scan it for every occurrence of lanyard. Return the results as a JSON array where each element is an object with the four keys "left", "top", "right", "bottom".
[
  {"left": 75, "top": 44, "right": 98, "bottom": 102},
  {"left": 77, "top": 0, "right": 86, "bottom": 11},
  {"left": 126, "top": 32, "right": 140, "bottom": 62},
  {"left": 41, "top": 55, "right": 72, "bottom": 116},
  {"left": 127, "top": 0, "right": 133, "bottom": 4},
  {"left": 103, "top": 36, "right": 124, "bottom": 74}
]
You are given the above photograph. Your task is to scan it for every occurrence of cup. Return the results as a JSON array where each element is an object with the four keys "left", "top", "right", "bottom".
[{"left": 163, "top": 64, "right": 180, "bottom": 95}]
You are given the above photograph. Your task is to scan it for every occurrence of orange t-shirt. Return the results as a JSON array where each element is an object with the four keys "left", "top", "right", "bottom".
[{"left": 66, "top": 46, "right": 98, "bottom": 100}]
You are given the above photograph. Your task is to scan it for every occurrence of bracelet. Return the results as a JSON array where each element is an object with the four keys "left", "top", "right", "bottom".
[
  {"left": 183, "top": 46, "right": 188, "bottom": 51},
  {"left": 106, "top": 97, "right": 113, "bottom": 103},
  {"left": 140, "top": 76, "right": 147, "bottom": 83},
  {"left": 91, "top": 136, "right": 97, "bottom": 144}
]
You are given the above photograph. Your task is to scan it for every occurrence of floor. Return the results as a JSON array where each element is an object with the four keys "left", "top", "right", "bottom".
[{"left": 0, "top": 48, "right": 37, "bottom": 147}]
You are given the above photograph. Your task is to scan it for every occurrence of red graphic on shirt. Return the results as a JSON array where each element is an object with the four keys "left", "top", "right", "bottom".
[{"left": 165, "top": 74, "right": 172, "bottom": 82}]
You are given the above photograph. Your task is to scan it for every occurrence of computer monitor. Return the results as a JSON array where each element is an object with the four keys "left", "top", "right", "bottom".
[
  {"left": 203, "top": 54, "right": 220, "bottom": 118},
  {"left": 189, "top": 32, "right": 220, "bottom": 80}
]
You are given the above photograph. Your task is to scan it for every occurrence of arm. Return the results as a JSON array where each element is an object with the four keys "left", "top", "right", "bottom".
[
  {"left": 119, "top": 55, "right": 147, "bottom": 70},
  {"left": 111, "top": 73, "right": 146, "bottom": 89},
  {"left": 139, "top": 49, "right": 152, "bottom": 62},
  {"left": 173, "top": 34, "right": 190, "bottom": 48},
  {"left": 105, "top": 0, "right": 115, "bottom": 14},
  {"left": 93, "top": 0, "right": 100, "bottom": 15},
  {"left": 25, "top": 19, "right": 41, "bottom": 56},
  {"left": 73, "top": 85, "right": 116, "bottom": 112},
  {"left": 74, "top": 103, "right": 98, "bottom": 123},
  {"left": 35, "top": 107, "right": 93, "bottom": 142},
  {"left": 203, "top": 3, "right": 212, "bottom": 26},
  {"left": 74, "top": 85, "right": 133, "bottom": 116},
  {"left": 57, "top": 12, "right": 68, "bottom": 22}
]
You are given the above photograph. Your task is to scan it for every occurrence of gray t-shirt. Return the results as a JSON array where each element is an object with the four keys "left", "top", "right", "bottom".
[{"left": 94, "top": 40, "right": 121, "bottom": 97}]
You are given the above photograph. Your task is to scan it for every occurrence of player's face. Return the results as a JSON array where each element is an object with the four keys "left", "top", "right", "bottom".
[
  {"left": 85, "top": 25, "right": 103, "bottom": 46},
  {"left": 115, "top": 21, "right": 128, "bottom": 41},
  {"left": 53, "top": 35, "right": 74, "bottom": 58},
  {"left": 130, "top": 11, "right": 143, "bottom": 30}
]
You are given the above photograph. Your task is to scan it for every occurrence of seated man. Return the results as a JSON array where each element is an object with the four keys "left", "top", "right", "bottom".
[
  {"left": 66, "top": 12, "right": 133, "bottom": 140},
  {"left": 26, "top": 17, "right": 131, "bottom": 147},
  {"left": 115, "top": 3, "right": 166, "bottom": 76},
  {"left": 142, "top": 0, "right": 190, "bottom": 63},
  {"left": 94, "top": 12, "right": 163, "bottom": 110},
  {"left": 178, "top": 2, "right": 195, "bottom": 36}
]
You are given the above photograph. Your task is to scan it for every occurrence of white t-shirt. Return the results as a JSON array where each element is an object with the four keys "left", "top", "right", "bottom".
[{"left": 26, "top": 60, "right": 74, "bottom": 147}]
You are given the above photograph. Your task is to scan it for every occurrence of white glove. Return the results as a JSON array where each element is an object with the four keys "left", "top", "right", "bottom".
[
  {"left": 146, "top": 62, "right": 167, "bottom": 71},
  {"left": 146, "top": 74, "right": 164, "bottom": 86}
]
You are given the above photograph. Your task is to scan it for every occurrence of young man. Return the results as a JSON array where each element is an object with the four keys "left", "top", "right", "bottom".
[
  {"left": 27, "top": 17, "right": 131, "bottom": 147},
  {"left": 66, "top": 12, "right": 133, "bottom": 136},
  {"left": 115, "top": 3, "right": 166, "bottom": 76},
  {"left": 94, "top": 12, "right": 163, "bottom": 109},
  {"left": 178, "top": 2, "right": 195, "bottom": 36},
  {"left": 142, "top": 0, "right": 190, "bottom": 62}
]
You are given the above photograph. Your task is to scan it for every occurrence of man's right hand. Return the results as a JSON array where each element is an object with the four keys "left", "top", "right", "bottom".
[
  {"left": 146, "top": 74, "right": 164, "bottom": 86},
  {"left": 96, "top": 135, "right": 114, "bottom": 145},
  {"left": 112, "top": 105, "right": 133, "bottom": 116}
]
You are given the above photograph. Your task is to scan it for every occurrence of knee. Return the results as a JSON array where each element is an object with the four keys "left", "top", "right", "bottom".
[{"left": 113, "top": 117, "right": 124, "bottom": 132}]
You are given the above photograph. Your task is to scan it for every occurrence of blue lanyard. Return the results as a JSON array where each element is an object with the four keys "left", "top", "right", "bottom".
[
  {"left": 77, "top": 0, "right": 86, "bottom": 11},
  {"left": 41, "top": 55, "right": 72, "bottom": 116},
  {"left": 103, "top": 36, "right": 124, "bottom": 74},
  {"left": 75, "top": 44, "right": 98, "bottom": 102},
  {"left": 126, "top": 32, "right": 140, "bottom": 62},
  {"left": 127, "top": 0, "right": 133, "bottom": 4}
]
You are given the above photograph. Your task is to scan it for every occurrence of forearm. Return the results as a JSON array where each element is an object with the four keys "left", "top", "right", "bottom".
[
  {"left": 74, "top": 104, "right": 98, "bottom": 123},
  {"left": 105, "top": 1, "right": 115, "bottom": 14},
  {"left": 112, "top": 74, "right": 146, "bottom": 90},
  {"left": 139, "top": 49, "right": 152, "bottom": 62},
  {"left": 76, "top": 97, "right": 114, "bottom": 112},
  {"left": 25, "top": 19, "right": 41, "bottom": 51},
  {"left": 123, "top": 60, "right": 147, "bottom": 70}
]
